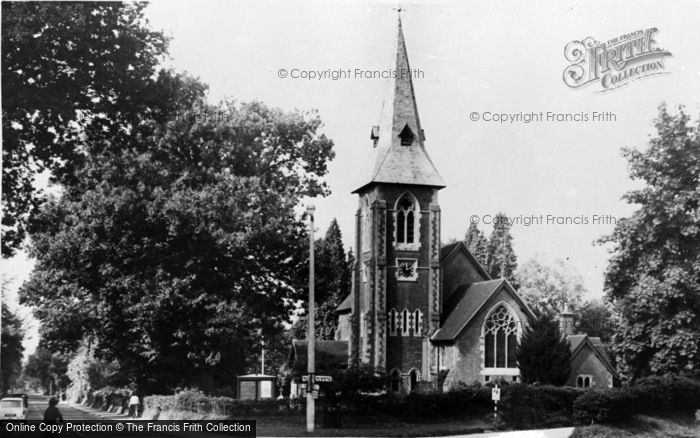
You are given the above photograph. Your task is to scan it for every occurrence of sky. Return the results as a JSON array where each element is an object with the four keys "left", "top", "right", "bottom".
[{"left": 3, "top": 0, "right": 700, "bottom": 357}]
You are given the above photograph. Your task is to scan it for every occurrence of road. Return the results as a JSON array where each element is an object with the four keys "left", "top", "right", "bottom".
[
  {"left": 26, "top": 395, "right": 106, "bottom": 421},
  {"left": 3, "top": 394, "right": 128, "bottom": 437},
  {"left": 4, "top": 395, "right": 230, "bottom": 438}
]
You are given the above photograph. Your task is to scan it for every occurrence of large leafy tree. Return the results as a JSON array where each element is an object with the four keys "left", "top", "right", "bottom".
[
  {"left": 1, "top": 2, "right": 187, "bottom": 256},
  {"left": 20, "top": 100, "right": 335, "bottom": 393},
  {"left": 1, "top": 302, "right": 25, "bottom": 392},
  {"left": 486, "top": 212, "right": 518, "bottom": 284},
  {"left": 22, "top": 347, "right": 70, "bottom": 395},
  {"left": 516, "top": 313, "right": 571, "bottom": 385},
  {"left": 516, "top": 257, "right": 586, "bottom": 317},
  {"left": 576, "top": 299, "right": 616, "bottom": 343},
  {"left": 602, "top": 106, "right": 700, "bottom": 383}
]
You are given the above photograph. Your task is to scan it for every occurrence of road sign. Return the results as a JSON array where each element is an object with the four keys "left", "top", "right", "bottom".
[
  {"left": 491, "top": 386, "right": 500, "bottom": 401},
  {"left": 314, "top": 375, "right": 333, "bottom": 383},
  {"left": 301, "top": 374, "right": 333, "bottom": 383}
]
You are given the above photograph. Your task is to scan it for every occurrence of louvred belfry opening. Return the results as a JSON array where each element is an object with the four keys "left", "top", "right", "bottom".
[{"left": 399, "top": 124, "right": 414, "bottom": 146}]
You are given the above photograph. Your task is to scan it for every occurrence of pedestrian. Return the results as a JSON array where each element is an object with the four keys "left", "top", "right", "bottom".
[
  {"left": 128, "top": 393, "right": 140, "bottom": 418},
  {"left": 43, "top": 397, "right": 63, "bottom": 438}
]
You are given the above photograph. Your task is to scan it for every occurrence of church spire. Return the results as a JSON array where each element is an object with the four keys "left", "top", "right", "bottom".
[{"left": 354, "top": 14, "right": 445, "bottom": 193}]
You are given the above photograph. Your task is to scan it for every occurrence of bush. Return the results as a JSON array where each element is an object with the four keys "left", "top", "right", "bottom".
[
  {"left": 500, "top": 384, "right": 584, "bottom": 429},
  {"left": 88, "top": 387, "right": 131, "bottom": 412},
  {"left": 143, "top": 391, "right": 296, "bottom": 419},
  {"left": 572, "top": 389, "right": 630, "bottom": 424},
  {"left": 572, "top": 375, "right": 700, "bottom": 424}
]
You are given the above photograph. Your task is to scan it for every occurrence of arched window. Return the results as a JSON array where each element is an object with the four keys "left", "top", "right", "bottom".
[
  {"left": 362, "top": 196, "right": 371, "bottom": 253},
  {"left": 408, "top": 369, "right": 420, "bottom": 392},
  {"left": 394, "top": 194, "right": 420, "bottom": 250},
  {"left": 360, "top": 311, "right": 368, "bottom": 359},
  {"left": 483, "top": 304, "right": 519, "bottom": 370},
  {"left": 577, "top": 375, "right": 592, "bottom": 388},
  {"left": 413, "top": 309, "right": 423, "bottom": 337},
  {"left": 388, "top": 308, "right": 398, "bottom": 336},
  {"left": 401, "top": 309, "right": 410, "bottom": 336},
  {"left": 389, "top": 369, "right": 401, "bottom": 392}
]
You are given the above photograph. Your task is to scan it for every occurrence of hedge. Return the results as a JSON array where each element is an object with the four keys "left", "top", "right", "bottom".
[
  {"left": 144, "top": 391, "right": 297, "bottom": 418},
  {"left": 88, "top": 387, "right": 132, "bottom": 413},
  {"left": 500, "top": 384, "right": 584, "bottom": 429},
  {"left": 573, "top": 375, "right": 700, "bottom": 424},
  {"left": 142, "top": 375, "right": 700, "bottom": 426},
  {"left": 338, "top": 384, "right": 492, "bottom": 418}
]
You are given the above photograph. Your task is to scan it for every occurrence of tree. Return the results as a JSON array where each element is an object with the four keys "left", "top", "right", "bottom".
[
  {"left": 464, "top": 222, "right": 488, "bottom": 266},
  {"left": 292, "top": 219, "right": 352, "bottom": 341},
  {"left": 65, "top": 340, "right": 121, "bottom": 402},
  {"left": 20, "top": 99, "right": 335, "bottom": 393},
  {"left": 601, "top": 106, "right": 700, "bottom": 383},
  {"left": 485, "top": 212, "right": 518, "bottom": 284},
  {"left": 1, "top": 2, "right": 197, "bottom": 256},
  {"left": 516, "top": 313, "right": 571, "bottom": 385},
  {"left": 1, "top": 302, "right": 25, "bottom": 392},
  {"left": 23, "top": 347, "right": 69, "bottom": 395},
  {"left": 576, "top": 299, "right": 616, "bottom": 343},
  {"left": 516, "top": 257, "right": 586, "bottom": 317}
]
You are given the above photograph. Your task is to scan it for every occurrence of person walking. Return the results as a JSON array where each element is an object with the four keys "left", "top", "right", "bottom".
[
  {"left": 43, "top": 397, "right": 63, "bottom": 438},
  {"left": 128, "top": 393, "right": 140, "bottom": 418}
]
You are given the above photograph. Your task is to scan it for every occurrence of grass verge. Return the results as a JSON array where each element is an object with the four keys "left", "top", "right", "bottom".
[{"left": 571, "top": 414, "right": 700, "bottom": 438}]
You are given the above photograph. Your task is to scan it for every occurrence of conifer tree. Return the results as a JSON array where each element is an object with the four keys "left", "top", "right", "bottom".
[
  {"left": 516, "top": 313, "right": 571, "bottom": 385},
  {"left": 486, "top": 212, "right": 518, "bottom": 285},
  {"left": 293, "top": 219, "right": 352, "bottom": 340},
  {"left": 464, "top": 222, "right": 488, "bottom": 266}
]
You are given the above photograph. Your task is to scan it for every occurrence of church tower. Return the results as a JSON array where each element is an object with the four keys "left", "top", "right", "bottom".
[{"left": 350, "top": 16, "right": 445, "bottom": 392}]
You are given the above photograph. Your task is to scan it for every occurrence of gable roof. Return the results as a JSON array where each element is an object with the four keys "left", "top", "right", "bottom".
[
  {"left": 432, "top": 278, "right": 535, "bottom": 342},
  {"left": 353, "top": 17, "right": 445, "bottom": 193},
  {"left": 287, "top": 340, "right": 349, "bottom": 375},
  {"left": 440, "top": 241, "right": 492, "bottom": 280},
  {"left": 434, "top": 279, "right": 503, "bottom": 341},
  {"left": 335, "top": 294, "right": 352, "bottom": 314},
  {"left": 567, "top": 334, "right": 616, "bottom": 376},
  {"left": 567, "top": 334, "right": 588, "bottom": 353}
]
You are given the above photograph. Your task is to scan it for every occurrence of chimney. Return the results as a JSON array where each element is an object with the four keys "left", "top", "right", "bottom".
[{"left": 558, "top": 304, "right": 575, "bottom": 337}]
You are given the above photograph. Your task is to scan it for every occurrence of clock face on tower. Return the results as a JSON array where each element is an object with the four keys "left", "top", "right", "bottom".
[{"left": 396, "top": 259, "right": 418, "bottom": 281}]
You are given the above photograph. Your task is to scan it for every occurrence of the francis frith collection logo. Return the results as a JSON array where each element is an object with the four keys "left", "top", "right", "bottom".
[{"left": 563, "top": 28, "right": 672, "bottom": 92}]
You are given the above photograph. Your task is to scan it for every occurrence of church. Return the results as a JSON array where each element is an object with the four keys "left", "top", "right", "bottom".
[
  {"left": 290, "top": 16, "right": 616, "bottom": 394},
  {"left": 330, "top": 17, "right": 536, "bottom": 393}
]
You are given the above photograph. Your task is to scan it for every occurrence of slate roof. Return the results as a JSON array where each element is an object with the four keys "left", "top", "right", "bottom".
[
  {"left": 354, "top": 17, "right": 445, "bottom": 193},
  {"left": 431, "top": 279, "right": 505, "bottom": 341},
  {"left": 567, "top": 334, "right": 616, "bottom": 375},
  {"left": 287, "top": 340, "right": 348, "bottom": 374},
  {"left": 567, "top": 334, "right": 587, "bottom": 353},
  {"left": 335, "top": 294, "right": 352, "bottom": 314},
  {"left": 440, "top": 241, "right": 492, "bottom": 280}
]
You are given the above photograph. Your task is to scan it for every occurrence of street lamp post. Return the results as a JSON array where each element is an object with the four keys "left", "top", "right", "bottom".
[{"left": 306, "top": 204, "right": 316, "bottom": 433}]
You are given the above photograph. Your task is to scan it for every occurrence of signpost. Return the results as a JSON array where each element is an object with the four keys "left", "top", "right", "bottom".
[
  {"left": 306, "top": 205, "right": 316, "bottom": 433},
  {"left": 302, "top": 374, "right": 332, "bottom": 400},
  {"left": 491, "top": 384, "right": 500, "bottom": 419},
  {"left": 314, "top": 375, "right": 333, "bottom": 383}
]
